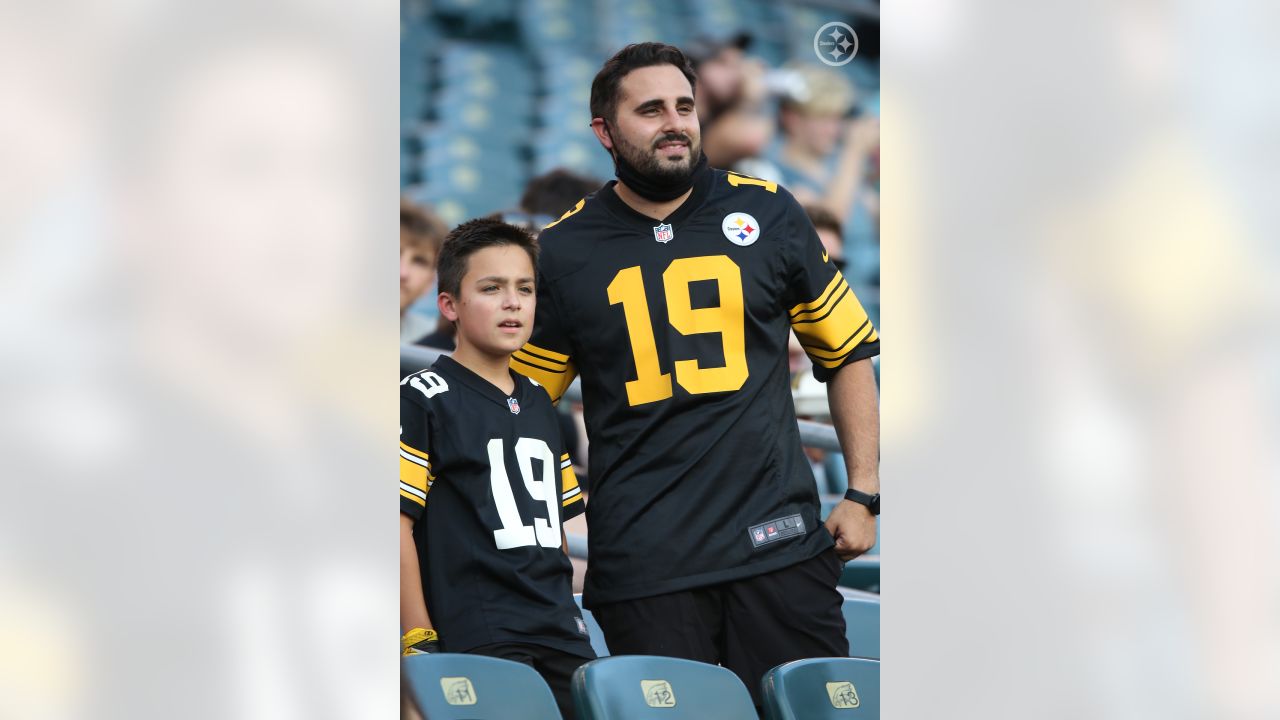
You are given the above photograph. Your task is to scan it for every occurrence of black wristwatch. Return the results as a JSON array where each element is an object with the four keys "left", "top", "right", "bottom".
[{"left": 844, "top": 489, "right": 880, "bottom": 516}]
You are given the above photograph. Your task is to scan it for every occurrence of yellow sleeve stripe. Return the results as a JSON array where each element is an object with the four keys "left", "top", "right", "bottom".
[
  {"left": 789, "top": 273, "right": 845, "bottom": 320},
  {"left": 401, "top": 457, "right": 431, "bottom": 491},
  {"left": 512, "top": 351, "right": 569, "bottom": 375},
  {"left": 801, "top": 319, "right": 875, "bottom": 360},
  {"left": 805, "top": 326, "right": 877, "bottom": 368},
  {"left": 512, "top": 357, "right": 577, "bottom": 404},
  {"left": 400, "top": 487, "right": 426, "bottom": 507},
  {"left": 520, "top": 342, "right": 570, "bottom": 364},
  {"left": 543, "top": 199, "right": 585, "bottom": 229},
  {"left": 561, "top": 464, "right": 580, "bottom": 493},
  {"left": 400, "top": 442, "right": 430, "bottom": 463}
]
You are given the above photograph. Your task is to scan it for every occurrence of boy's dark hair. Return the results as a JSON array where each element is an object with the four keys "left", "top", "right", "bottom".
[
  {"left": 590, "top": 42, "right": 698, "bottom": 123},
  {"left": 436, "top": 217, "right": 539, "bottom": 298}
]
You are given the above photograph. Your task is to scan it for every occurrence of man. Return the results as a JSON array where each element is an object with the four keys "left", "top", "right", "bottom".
[{"left": 511, "top": 43, "right": 880, "bottom": 705}]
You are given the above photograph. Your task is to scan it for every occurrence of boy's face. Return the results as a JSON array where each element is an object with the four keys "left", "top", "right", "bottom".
[
  {"left": 400, "top": 233, "right": 437, "bottom": 315},
  {"left": 440, "top": 244, "right": 535, "bottom": 359}
]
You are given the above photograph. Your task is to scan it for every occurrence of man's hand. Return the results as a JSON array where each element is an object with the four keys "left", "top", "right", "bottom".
[
  {"left": 401, "top": 627, "right": 440, "bottom": 656},
  {"left": 824, "top": 499, "right": 877, "bottom": 561}
]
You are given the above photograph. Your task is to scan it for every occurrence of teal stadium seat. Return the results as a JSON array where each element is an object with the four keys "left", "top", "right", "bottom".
[
  {"left": 402, "top": 653, "right": 561, "bottom": 720},
  {"left": 761, "top": 657, "right": 881, "bottom": 720},
  {"left": 838, "top": 589, "right": 880, "bottom": 660},
  {"left": 573, "top": 656, "right": 757, "bottom": 719}
]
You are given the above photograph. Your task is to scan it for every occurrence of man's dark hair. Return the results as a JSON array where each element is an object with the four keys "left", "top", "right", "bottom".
[
  {"left": 436, "top": 217, "right": 539, "bottom": 298},
  {"left": 590, "top": 42, "right": 698, "bottom": 123},
  {"left": 519, "top": 168, "right": 602, "bottom": 218}
]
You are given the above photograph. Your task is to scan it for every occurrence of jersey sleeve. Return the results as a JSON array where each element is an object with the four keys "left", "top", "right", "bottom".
[
  {"left": 511, "top": 266, "right": 578, "bottom": 403},
  {"left": 782, "top": 195, "right": 880, "bottom": 382},
  {"left": 399, "top": 392, "right": 434, "bottom": 519},
  {"left": 558, "top": 432, "right": 586, "bottom": 521}
]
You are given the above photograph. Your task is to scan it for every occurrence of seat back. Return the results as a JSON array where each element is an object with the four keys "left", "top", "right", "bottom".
[
  {"left": 573, "top": 655, "right": 757, "bottom": 719},
  {"left": 761, "top": 657, "right": 880, "bottom": 720},
  {"left": 402, "top": 653, "right": 561, "bottom": 720},
  {"left": 839, "top": 592, "right": 881, "bottom": 660}
]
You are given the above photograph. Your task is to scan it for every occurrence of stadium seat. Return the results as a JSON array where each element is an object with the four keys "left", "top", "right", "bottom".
[
  {"left": 573, "top": 593, "right": 612, "bottom": 656},
  {"left": 761, "top": 657, "right": 881, "bottom": 720},
  {"left": 402, "top": 652, "right": 561, "bottom": 720},
  {"left": 573, "top": 655, "right": 756, "bottom": 719},
  {"left": 838, "top": 590, "right": 880, "bottom": 660},
  {"left": 839, "top": 555, "right": 880, "bottom": 594}
]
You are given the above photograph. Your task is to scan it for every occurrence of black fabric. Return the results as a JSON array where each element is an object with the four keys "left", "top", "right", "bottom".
[
  {"left": 591, "top": 549, "right": 848, "bottom": 711},
  {"left": 516, "top": 168, "right": 879, "bottom": 607},
  {"left": 470, "top": 642, "right": 592, "bottom": 720},
  {"left": 400, "top": 356, "right": 592, "bottom": 657}
]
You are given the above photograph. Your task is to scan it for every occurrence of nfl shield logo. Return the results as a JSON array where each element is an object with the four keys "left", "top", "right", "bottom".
[
  {"left": 507, "top": 397, "right": 520, "bottom": 414},
  {"left": 653, "top": 223, "right": 674, "bottom": 243}
]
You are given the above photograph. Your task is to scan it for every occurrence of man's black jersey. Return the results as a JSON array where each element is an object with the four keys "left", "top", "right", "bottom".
[
  {"left": 400, "top": 356, "right": 592, "bottom": 657},
  {"left": 511, "top": 168, "right": 879, "bottom": 607}
]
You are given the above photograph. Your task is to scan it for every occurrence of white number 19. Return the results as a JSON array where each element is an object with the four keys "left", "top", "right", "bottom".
[{"left": 488, "top": 437, "right": 562, "bottom": 550}]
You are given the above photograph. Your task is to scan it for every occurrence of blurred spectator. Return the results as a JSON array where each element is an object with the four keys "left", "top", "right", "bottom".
[
  {"left": 804, "top": 203, "right": 846, "bottom": 272},
  {"left": 518, "top": 167, "right": 602, "bottom": 221},
  {"left": 400, "top": 198, "right": 445, "bottom": 344},
  {"left": 685, "top": 34, "right": 774, "bottom": 169},
  {"left": 770, "top": 64, "right": 879, "bottom": 227}
]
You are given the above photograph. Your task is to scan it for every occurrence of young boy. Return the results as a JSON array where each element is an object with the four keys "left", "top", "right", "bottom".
[{"left": 399, "top": 218, "right": 594, "bottom": 719}]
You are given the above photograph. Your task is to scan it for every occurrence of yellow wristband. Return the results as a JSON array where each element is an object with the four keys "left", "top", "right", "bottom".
[{"left": 401, "top": 627, "right": 439, "bottom": 655}]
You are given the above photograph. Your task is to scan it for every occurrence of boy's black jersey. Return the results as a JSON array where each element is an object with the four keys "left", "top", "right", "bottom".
[
  {"left": 512, "top": 168, "right": 879, "bottom": 607},
  {"left": 400, "top": 356, "right": 591, "bottom": 657}
]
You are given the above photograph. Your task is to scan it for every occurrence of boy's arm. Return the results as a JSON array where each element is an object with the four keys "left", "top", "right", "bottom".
[{"left": 400, "top": 513, "right": 432, "bottom": 633}]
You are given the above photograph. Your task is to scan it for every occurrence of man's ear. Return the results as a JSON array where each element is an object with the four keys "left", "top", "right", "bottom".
[
  {"left": 590, "top": 117, "right": 613, "bottom": 151},
  {"left": 438, "top": 291, "right": 459, "bottom": 322}
]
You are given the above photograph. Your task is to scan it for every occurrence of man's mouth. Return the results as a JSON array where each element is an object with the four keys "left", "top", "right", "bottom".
[{"left": 656, "top": 140, "right": 688, "bottom": 150}]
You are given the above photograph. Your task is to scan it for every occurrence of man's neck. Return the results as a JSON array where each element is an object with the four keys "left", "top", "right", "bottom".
[
  {"left": 614, "top": 181, "right": 693, "bottom": 222},
  {"left": 451, "top": 344, "right": 516, "bottom": 395}
]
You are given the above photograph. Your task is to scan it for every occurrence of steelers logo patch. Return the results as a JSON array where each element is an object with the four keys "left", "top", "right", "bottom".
[{"left": 722, "top": 212, "right": 761, "bottom": 246}]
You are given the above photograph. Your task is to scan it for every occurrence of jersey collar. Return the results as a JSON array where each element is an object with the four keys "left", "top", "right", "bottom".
[
  {"left": 432, "top": 355, "right": 527, "bottom": 411},
  {"left": 597, "top": 164, "right": 713, "bottom": 229}
]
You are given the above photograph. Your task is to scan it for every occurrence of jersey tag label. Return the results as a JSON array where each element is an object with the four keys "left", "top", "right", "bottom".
[
  {"left": 507, "top": 397, "right": 520, "bottom": 414},
  {"left": 748, "top": 514, "right": 805, "bottom": 548},
  {"left": 722, "top": 212, "right": 760, "bottom": 246},
  {"left": 440, "top": 677, "right": 477, "bottom": 706},
  {"left": 575, "top": 616, "right": 588, "bottom": 636},
  {"left": 653, "top": 222, "right": 674, "bottom": 243}
]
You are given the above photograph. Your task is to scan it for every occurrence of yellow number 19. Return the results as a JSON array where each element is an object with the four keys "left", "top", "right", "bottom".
[{"left": 606, "top": 256, "right": 748, "bottom": 406}]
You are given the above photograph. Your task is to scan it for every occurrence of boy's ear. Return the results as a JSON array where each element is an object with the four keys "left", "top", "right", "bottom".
[{"left": 437, "top": 292, "right": 459, "bottom": 322}]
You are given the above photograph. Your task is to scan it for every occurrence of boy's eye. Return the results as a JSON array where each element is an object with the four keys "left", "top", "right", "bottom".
[{"left": 519, "top": 286, "right": 534, "bottom": 294}]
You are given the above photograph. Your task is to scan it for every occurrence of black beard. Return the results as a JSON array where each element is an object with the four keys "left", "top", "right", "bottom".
[{"left": 611, "top": 131, "right": 707, "bottom": 202}]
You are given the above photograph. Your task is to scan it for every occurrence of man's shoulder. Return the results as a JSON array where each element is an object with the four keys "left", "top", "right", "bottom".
[{"left": 706, "top": 167, "right": 799, "bottom": 210}]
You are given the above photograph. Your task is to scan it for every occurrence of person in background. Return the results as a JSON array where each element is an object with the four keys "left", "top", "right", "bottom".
[{"left": 400, "top": 199, "right": 446, "bottom": 345}]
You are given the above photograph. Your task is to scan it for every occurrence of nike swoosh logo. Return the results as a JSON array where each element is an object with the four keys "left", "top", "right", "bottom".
[{"left": 822, "top": 250, "right": 830, "bottom": 262}]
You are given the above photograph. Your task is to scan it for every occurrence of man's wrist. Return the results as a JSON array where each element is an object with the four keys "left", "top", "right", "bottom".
[{"left": 843, "top": 488, "right": 880, "bottom": 516}]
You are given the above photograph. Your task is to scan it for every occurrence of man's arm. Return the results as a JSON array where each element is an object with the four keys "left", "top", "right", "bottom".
[
  {"left": 823, "top": 358, "right": 880, "bottom": 560},
  {"left": 400, "top": 513, "right": 432, "bottom": 633}
]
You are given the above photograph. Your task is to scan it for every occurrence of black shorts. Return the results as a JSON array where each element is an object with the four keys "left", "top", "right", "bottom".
[
  {"left": 591, "top": 548, "right": 848, "bottom": 708},
  {"left": 469, "top": 642, "right": 592, "bottom": 720}
]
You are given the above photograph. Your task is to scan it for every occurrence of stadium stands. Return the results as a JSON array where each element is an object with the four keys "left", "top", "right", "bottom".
[
  {"left": 402, "top": 652, "right": 562, "bottom": 719},
  {"left": 761, "top": 656, "right": 881, "bottom": 720},
  {"left": 573, "top": 655, "right": 758, "bottom": 719}
]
